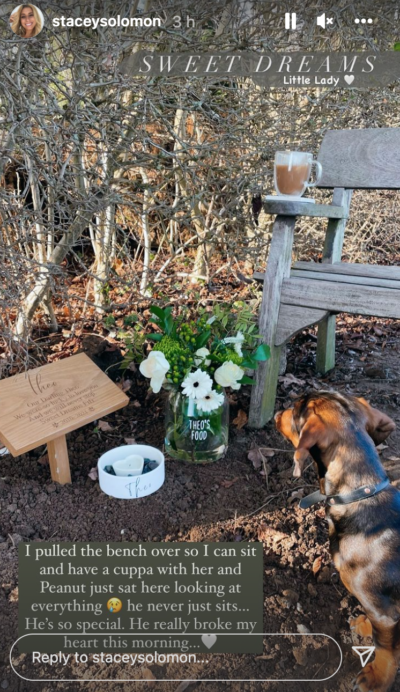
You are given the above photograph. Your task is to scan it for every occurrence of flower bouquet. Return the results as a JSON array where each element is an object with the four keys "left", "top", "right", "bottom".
[{"left": 138, "top": 303, "right": 270, "bottom": 463}]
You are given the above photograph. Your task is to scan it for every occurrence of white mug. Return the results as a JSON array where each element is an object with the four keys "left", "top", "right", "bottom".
[{"left": 274, "top": 151, "right": 322, "bottom": 197}]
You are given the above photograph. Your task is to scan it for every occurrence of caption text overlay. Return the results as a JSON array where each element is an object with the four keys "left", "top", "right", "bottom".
[{"left": 18, "top": 542, "right": 263, "bottom": 654}]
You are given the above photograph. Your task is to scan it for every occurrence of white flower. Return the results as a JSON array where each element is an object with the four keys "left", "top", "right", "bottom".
[
  {"left": 214, "top": 361, "right": 244, "bottom": 390},
  {"left": 182, "top": 369, "right": 213, "bottom": 399},
  {"left": 139, "top": 351, "right": 170, "bottom": 393},
  {"left": 223, "top": 331, "right": 245, "bottom": 358},
  {"left": 196, "top": 389, "right": 224, "bottom": 413},
  {"left": 194, "top": 347, "right": 211, "bottom": 367}
]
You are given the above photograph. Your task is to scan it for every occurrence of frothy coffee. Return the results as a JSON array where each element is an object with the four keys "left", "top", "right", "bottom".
[{"left": 275, "top": 163, "right": 311, "bottom": 196}]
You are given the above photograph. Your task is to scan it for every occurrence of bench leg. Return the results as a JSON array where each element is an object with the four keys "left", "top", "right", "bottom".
[
  {"left": 316, "top": 314, "right": 336, "bottom": 374},
  {"left": 249, "top": 216, "right": 295, "bottom": 428},
  {"left": 316, "top": 188, "right": 352, "bottom": 375}
]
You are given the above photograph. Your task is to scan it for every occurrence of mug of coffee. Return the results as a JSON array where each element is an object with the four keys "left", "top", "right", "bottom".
[{"left": 274, "top": 151, "right": 322, "bottom": 197}]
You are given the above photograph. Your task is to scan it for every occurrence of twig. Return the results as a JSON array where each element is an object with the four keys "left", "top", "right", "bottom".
[{"left": 245, "top": 484, "right": 319, "bottom": 518}]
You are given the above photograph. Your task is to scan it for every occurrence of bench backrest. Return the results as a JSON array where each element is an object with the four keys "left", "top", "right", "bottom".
[{"left": 317, "top": 128, "right": 400, "bottom": 189}]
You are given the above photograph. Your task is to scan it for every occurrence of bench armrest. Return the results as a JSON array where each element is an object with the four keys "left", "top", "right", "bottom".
[{"left": 263, "top": 201, "right": 348, "bottom": 219}]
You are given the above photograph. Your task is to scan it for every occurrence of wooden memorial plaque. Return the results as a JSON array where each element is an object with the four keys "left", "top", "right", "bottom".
[{"left": 0, "top": 353, "right": 129, "bottom": 484}]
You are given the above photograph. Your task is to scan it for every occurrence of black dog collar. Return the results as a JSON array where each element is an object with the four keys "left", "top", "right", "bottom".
[{"left": 299, "top": 478, "right": 391, "bottom": 510}]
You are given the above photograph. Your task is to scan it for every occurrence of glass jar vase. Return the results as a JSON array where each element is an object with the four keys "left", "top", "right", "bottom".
[{"left": 164, "top": 389, "right": 229, "bottom": 463}]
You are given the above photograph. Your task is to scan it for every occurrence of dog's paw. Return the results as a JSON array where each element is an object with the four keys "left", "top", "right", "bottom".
[
  {"left": 354, "top": 661, "right": 395, "bottom": 692},
  {"left": 350, "top": 615, "right": 373, "bottom": 638}
]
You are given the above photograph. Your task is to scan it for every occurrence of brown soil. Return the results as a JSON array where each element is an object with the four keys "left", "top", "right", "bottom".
[{"left": 1, "top": 315, "right": 400, "bottom": 692}]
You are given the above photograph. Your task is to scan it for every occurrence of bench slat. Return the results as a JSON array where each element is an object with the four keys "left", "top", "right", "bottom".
[
  {"left": 263, "top": 201, "right": 347, "bottom": 219},
  {"left": 293, "top": 261, "right": 400, "bottom": 280},
  {"left": 291, "top": 269, "right": 400, "bottom": 290},
  {"left": 281, "top": 277, "right": 400, "bottom": 319}
]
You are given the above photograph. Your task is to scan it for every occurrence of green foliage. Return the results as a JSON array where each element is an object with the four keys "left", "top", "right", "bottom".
[
  {"left": 119, "top": 324, "right": 146, "bottom": 371},
  {"left": 123, "top": 314, "right": 138, "bottom": 327},
  {"left": 118, "top": 301, "right": 270, "bottom": 388},
  {"left": 103, "top": 315, "right": 116, "bottom": 329},
  {"left": 156, "top": 335, "right": 194, "bottom": 384},
  {"left": 239, "top": 375, "right": 256, "bottom": 385},
  {"left": 254, "top": 344, "right": 271, "bottom": 361}
]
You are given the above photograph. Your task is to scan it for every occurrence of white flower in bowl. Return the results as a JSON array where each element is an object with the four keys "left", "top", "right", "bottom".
[
  {"left": 139, "top": 351, "right": 170, "bottom": 393},
  {"left": 214, "top": 361, "right": 244, "bottom": 390}
]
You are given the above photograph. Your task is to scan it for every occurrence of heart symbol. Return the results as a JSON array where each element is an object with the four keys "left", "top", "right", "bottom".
[
  {"left": 344, "top": 75, "right": 355, "bottom": 85},
  {"left": 201, "top": 634, "right": 217, "bottom": 649}
]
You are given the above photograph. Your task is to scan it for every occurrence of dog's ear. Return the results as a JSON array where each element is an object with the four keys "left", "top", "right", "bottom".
[
  {"left": 293, "top": 413, "right": 328, "bottom": 477},
  {"left": 357, "top": 397, "right": 396, "bottom": 444}
]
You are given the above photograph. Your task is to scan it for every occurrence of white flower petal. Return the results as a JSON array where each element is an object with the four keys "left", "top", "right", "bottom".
[
  {"left": 181, "top": 368, "right": 213, "bottom": 399},
  {"left": 223, "top": 331, "right": 245, "bottom": 346},
  {"left": 234, "top": 342, "right": 243, "bottom": 357},
  {"left": 194, "top": 347, "right": 211, "bottom": 367},
  {"left": 214, "top": 361, "right": 244, "bottom": 390},
  {"left": 196, "top": 390, "right": 224, "bottom": 413},
  {"left": 139, "top": 351, "right": 170, "bottom": 393}
]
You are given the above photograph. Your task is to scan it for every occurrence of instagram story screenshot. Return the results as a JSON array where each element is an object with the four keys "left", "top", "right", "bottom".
[{"left": 0, "top": 0, "right": 400, "bottom": 690}]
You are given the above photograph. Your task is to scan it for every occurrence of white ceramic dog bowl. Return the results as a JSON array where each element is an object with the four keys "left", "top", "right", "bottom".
[{"left": 98, "top": 445, "right": 165, "bottom": 499}]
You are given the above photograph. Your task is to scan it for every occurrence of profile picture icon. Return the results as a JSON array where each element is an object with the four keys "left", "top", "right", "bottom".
[{"left": 10, "top": 4, "right": 44, "bottom": 38}]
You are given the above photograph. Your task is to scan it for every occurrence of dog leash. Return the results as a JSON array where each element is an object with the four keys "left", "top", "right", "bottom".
[{"left": 299, "top": 478, "right": 391, "bottom": 509}]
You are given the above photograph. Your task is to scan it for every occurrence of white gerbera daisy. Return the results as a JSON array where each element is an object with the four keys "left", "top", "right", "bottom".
[
  {"left": 196, "top": 389, "right": 224, "bottom": 413},
  {"left": 181, "top": 369, "right": 212, "bottom": 399}
]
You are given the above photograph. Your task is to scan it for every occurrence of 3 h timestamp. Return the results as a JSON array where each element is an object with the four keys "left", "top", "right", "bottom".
[{"left": 172, "top": 15, "right": 196, "bottom": 29}]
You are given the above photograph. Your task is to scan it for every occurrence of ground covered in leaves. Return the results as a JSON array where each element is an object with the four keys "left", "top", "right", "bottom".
[{"left": 1, "top": 307, "right": 400, "bottom": 692}]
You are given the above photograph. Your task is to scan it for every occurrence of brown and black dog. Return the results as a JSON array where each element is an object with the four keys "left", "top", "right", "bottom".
[{"left": 275, "top": 391, "right": 399, "bottom": 692}]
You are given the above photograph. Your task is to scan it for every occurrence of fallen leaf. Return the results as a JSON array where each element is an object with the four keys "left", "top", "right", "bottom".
[
  {"left": 248, "top": 447, "right": 262, "bottom": 469},
  {"left": 174, "top": 682, "right": 194, "bottom": 692},
  {"left": 132, "top": 400, "right": 141, "bottom": 408},
  {"left": 312, "top": 556, "right": 323, "bottom": 576},
  {"left": 289, "top": 488, "right": 304, "bottom": 504},
  {"left": 279, "top": 373, "right": 305, "bottom": 388},
  {"left": 142, "top": 668, "right": 156, "bottom": 683},
  {"left": 259, "top": 447, "right": 275, "bottom": 458},
  {"left": 88, "top": 467, "right": 98, "bottom": 481},
  {"left": 387, "top": 456, "right": 400, "bottom": 462},
  {"left": 233, "top": 410, "right": 248, "bottom": 429},
  {"left": 124, "top": 437, "right": 136, "bottom": 445},
  {"left": 259, "top": 463, "right": 272, "bottom": 478},
  {"left": 220, "top": 477, "right": 240, "bottom": 488},
  {"left": 117, "top": 379, "right": 133, "bottom": 393},
  {"left": 38, "top": 454, "right": 49, "bottom": 466},
  {"left": 9, "top": 587, "right": 18, "bottom": 603},
  {"left": 98, "top": 420, "right": 114, "bottom": 432},
  {"left": 376, "top": 443, "right": 389, "bottom": 453}
]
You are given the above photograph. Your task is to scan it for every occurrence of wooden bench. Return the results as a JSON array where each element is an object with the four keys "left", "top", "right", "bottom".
[{"left": 249, "top": 128, "right": 400, "bottom": 428}]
